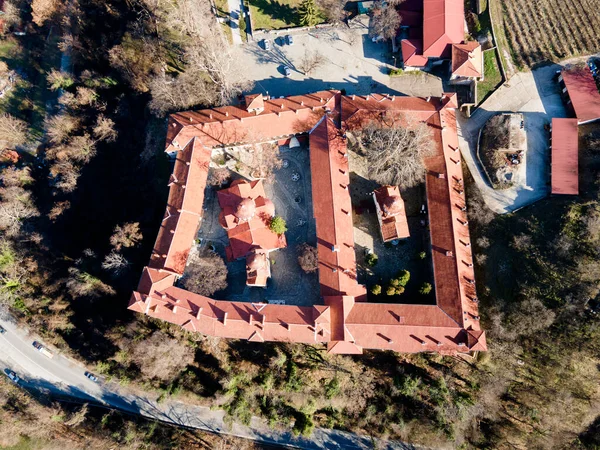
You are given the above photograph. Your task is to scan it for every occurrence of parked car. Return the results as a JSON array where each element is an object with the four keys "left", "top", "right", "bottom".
[
  {"left": 283, "top": 66, "right": 291, "bottom": 77},
  {"left": 84, "top": 371, "right": 98, "bottom": 383},
  {"left": 263, "top": 39, "right": 270, "bottom": 51},
  {"left": 0, "top": 325, "right": 5, "bottom": 334},
  {"left": 4, "top": 370, "right": 19, "bottom": 384},
  {"left": 32, "top": 341, "right": 54, "bottom": 359},
  {"left": 286, "top": 34, "right": 294, "bottom": 45}
]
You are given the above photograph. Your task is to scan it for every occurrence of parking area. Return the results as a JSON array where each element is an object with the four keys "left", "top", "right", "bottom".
[
  {"left": 458, "top": 63, "right": 570, "bottom": 213},
  {"left": 194, "top": 144, "right": 321, "bottom": 307},
  {"left": 239, "top": 16, "right": 444, "bottom": 98}
]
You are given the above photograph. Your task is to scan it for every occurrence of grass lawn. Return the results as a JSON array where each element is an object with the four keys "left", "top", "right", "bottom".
[
  {"left": 248, "top": 0, "right": 323, "bottom": 30},
  {"left": 214, "top": 0, "right": 229, "bottom": 18},
  {"left": 477, "top": 50, "right": 503, "bottom": 104}
]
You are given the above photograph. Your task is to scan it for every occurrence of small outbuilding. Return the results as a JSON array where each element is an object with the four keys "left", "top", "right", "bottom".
[{"left": 550, "top": 118, "right": 579, "bottom": 196}]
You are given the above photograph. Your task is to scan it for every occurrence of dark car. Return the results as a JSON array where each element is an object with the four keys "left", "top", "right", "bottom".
[
  {"left": 4, "top": 369, "right": 19, "bottom": 384},
  {"left": 286, "top": 34, "right": 294, "bottom": 45},
  {"left": 283, "top": 65, "right": 291, "bottom": 77},
  {"left": 85, "top": 371, "right": 98, "bottom": 382},
  {"left": 0, "top": 325, "right": 5, "bottom": 334}
]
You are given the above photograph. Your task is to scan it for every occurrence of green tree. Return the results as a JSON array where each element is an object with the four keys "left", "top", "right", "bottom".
[
  {"left": 365, "top": 252, "right": 378, "bottom": 267},
  {"left": 299, "top": 0, "right": 320, "bottom": 26},
  {"left": 419, "top": 282, "right": 433, "bottom": 295},
  {"left": 269, "top": 216, "right": 287, "bottom": 235},
  {"left": 370, "top": 284, "right": 382, "bottom": 295},
  {"left": 396, "top": 270, "right": 410, "bottom": 287}
]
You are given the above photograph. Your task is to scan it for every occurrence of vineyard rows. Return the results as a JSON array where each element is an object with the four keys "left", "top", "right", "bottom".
[{"left": 499, "top": 0, "right": 600, "bottom": 67}]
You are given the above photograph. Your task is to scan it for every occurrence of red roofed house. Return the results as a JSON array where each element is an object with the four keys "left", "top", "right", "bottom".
[
  {"left": 559, "top": 65, "right": 600, "bottom": 124},
  {"left": 399, "top": 0, "right": 476, "bottom": 71},
  {"left": 217, "top": 178, "right": 285, "bottom": 286},
  {"left": 373, "top": 186, "right": 410, "bottom": 242},
  {"left": 129, "top": 89, "right": 486, "bottom": 356},
  {"left": 550, "top": 118, "right": 579, "bottom": 196},
  {"left": 450, "top": 41, "right": 483, "bottom": 82}
]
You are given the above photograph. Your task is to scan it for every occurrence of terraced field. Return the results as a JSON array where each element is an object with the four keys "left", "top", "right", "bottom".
[{"left": 497, "top": 0, "right": 600, "bottom": 67}]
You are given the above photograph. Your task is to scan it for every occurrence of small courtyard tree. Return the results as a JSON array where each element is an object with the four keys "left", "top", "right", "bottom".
[
  {"left": 269, "top": 216, "right": 287, "bottom": 235},
  {"left": 180, "top": 248, "right": 228, "bottom": 296},
  {"left": 357, "top": 120, "right": 434, "bottom": 188}
]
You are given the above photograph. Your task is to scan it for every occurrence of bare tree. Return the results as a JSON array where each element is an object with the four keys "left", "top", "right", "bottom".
[
  {"left": 316, "top": 0, "right": 345, "bottom": 24},
  {"left": 297, "top": 243, "right": 318, "bottom": 273},
  {"left": 180, "top": 248, "right": 228, "bottom": 296},
  {"left": 45, "top": 113, "right": 79, "bottom": 144},
  {"left": 0, "top": 113, "right": 28, "bottom": 147},
  {"left": 1, "top": 1, "right": 21, "bottom": 29},
  {"left": 241, "top": 142, "right": 283, "bottom": 181},
  {"left": 31, "top": 0, "right": 60, "bottom": 26},
  {"left": 0, "top": 186, "right": 39, "bottom": 236},
  {"left": 369, "top": 1, "right": 402, "bottom": 41},
  {"left": 74, "top": 87, "right": 97, "bottom": 106},
  {"left": 299, "top": 49, "right": 326, "bottom": 76},
  {"left": 129, "top": 331, "right": 194, "bottom": 381},
  {"left": 208, "top": 168, "right": 231, "bottom": 187},
  {"left": 93, "top": 115, "right": 117, "bottom": 142},
  {"left": 110, "top": 222, "right": 143, "bottom": 251},
  {"left": 48, "top": 200, "right": 70, "bottom": 221},
  {"left": 65, "top": 267, "right": 115, "bottom": 298},
  {"left": 356, "top": 121, "right": 434, "bottom": 188},
  {"left": 101, "top": 251, "right": 130, "bottom": 275},
  {"left": 185, "top": 30, "right": 251, "bottom": 106},
  {"left": 49, "top": 160, "right": 80, "bottom": 193}
]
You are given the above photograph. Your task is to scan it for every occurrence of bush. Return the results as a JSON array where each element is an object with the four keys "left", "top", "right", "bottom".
[
  {"left": 297, "top": 243, "right": 318, "bottom": 273},
  {"left": 365, "top": 252, "right": 378, "bottom": 267},
  {"left": 418, "top": 251, "right": 427, "bottom": 260},
  {"left": 396, "top": 270, "right": 410, "bottom": 287},
  {"left": 370, "top": 284, "right": 382, "bottom": 295},
  {"left": 389, "top": 68, "right": 404, "bottom": 76},
  {"left": 269, "top": 216, "right": 287, "bottom": 235},
  {"left": 324, "top": 377, "right": 340, "bottom": 399},
  {"left": 419, "top": 282, "right": 433, "bottom": 295}
]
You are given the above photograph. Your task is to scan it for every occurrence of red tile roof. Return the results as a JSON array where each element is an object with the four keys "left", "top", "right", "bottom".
[
  {"left": 166, "top": 91, "right": 337, "bottom": 151},
  {"left": 309, "top": 117, "right": 367, "bottom": 299},
  {"left": 149, "top": 138, "right": 210, "bottom": 274},
  {"left": 373, "top": 186, "right": 410, "bottom": 242},
  {"left": 561, "top": 66, "right": 600, "bottom": 124},
  {"left": 422, "top": 0, "right": 465, "bottom": 58},
  {"left": 217, "top": 179, "right": 286, "bottom": 260},
  {"left": 130, "top": 90, "right": 485, "bottom": 356},
  {"left": 451, "top": 42, "right": 483, "bottom": 78},
  {"left": 551, "top": 118, "right": 579, "bottom": 195},
  {"left": 401, "top": 39, "right": 429, "bottom": 67}
]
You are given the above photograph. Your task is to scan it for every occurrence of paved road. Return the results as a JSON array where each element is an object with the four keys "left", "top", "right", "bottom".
[
  {"left": 0, "top": 311, "right": 418, "bottom": 449},
  {"left": 227, "top": 0, "right": 243, "bottom": 45},
  {"left": 457, "top": 64, "right": 568, "bottom": 213}
]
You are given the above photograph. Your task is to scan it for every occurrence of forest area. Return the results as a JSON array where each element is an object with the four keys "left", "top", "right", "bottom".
[{"left": 0, "top": 0, "right": 600, "bottom": 449}]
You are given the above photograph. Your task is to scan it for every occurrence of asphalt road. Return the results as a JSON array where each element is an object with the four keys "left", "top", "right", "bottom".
[{"left": 0, "top": 310, "right": 418, "bottom": 450}]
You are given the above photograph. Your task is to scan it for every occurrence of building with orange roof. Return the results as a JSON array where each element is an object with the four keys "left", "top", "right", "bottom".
[
  {"left": 550, "top": 118, "right": 579, "bottom": 196},
  {"left": 129, "top": 89, "right": 486, "bottom": 356},
  {"left": 398, "top": 0, "right": 468, "bottom": 70},
  {"left": 373, "top": 186, "right": 410, "bottom": 242},
  {"left": 217, "top": 178, "right": 285, "bottom": 286},
  {"left": 559, "top": 65, "right": 600, "bottom": 125},
  {"left": 450, "top": 41, "right": 483, "bottom": 82}
]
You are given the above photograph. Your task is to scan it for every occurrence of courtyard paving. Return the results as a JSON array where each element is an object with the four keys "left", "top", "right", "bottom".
[
  {"left": 194, "top": 145, "right": 321, "bottom": 307},
  {"left": 240, "top": 16, "right": 444, "bottom": 98}
]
